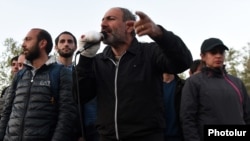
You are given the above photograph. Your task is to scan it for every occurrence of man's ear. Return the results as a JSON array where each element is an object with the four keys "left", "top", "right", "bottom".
[
  {"left": 126, "top": 20, "right": 135, "bottom": 33},
  {"left": 39, "top": 39, "right": 47, "bottom": 49}
]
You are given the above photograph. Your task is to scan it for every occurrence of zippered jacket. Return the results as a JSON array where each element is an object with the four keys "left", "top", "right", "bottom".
[
  {"left": 180, "top": 67, "right": 250, "bottom": 141},
  {"left": 0, "top": 57, "right": 77, "bottom": 141},
  {"left": 76, "top": 26, "right": 193, "bottom": 140}
]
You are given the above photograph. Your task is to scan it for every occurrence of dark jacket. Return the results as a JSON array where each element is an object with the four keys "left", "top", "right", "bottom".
[
  {"left": 173, "top": 75, "right": 185, "bottom": 125},
  {"left": 0, "top": 57, "right": 77, "bottom": 141},
  {"left": 76, "top": 27, "right": 192, "bottom": 140},
  {"left": 180, "top": 67, "right": 250, "bottom": 141},
  {"left": 0, "top": 87, "right": 9, "bottom": 119}
]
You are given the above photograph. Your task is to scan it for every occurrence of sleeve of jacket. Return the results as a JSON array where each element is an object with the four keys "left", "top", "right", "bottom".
[
  {"left": 180, "top": 77, "right": 200, "bottom": 141},
  {"left": 0, "top": 84, "right": 15, "bottom": 140},
  {"left": 51, "top": 67, "right": 78, "bottom": 141},
  {"left": 0, "top": 87, "right": 8, "bottom": 119},
  {"left": 75, "top": 55, "right": 97, "bottom": 104},
  {"left": 240, "top": 80, "right": 250, "bottom": 124},
  {"left": 153, "top": 25, "right": 193, "bottom": 73}
]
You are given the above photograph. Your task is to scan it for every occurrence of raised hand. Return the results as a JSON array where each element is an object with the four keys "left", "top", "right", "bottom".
[{"left": 134, "top": 11, "right": 163, "bottom": 38}]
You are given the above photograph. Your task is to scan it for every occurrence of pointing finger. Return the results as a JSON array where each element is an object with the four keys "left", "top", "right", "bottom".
[{"left": 135, "top": 11, "right": 147, "bottom": 20}]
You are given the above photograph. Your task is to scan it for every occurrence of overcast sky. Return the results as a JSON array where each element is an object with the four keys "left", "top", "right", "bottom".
[{"left": 0, "top": 0, "right": 249, "bottom": 60}]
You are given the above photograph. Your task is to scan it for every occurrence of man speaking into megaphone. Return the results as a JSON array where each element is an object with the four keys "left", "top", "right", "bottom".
[{"left": 75, "top": 7, "right": 192, "bottom": 141}]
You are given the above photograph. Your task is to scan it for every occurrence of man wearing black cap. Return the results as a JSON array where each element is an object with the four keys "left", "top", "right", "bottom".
[{"left": 180, "top": 37, "right": 250, "bottom": 141}]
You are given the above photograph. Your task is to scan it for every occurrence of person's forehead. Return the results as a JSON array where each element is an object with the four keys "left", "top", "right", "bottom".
[
  {"left": 18, "top": 54, "right": 25, "bottom": 60},
  {"left": 59, "top": 34, "right": 74, "bottom": 40},
  {"left": 26, "top": 29, "right": 39, "bottom": 38},
  {"left": 104, "top": 8, "right": 123, "bottom": 18},
  {"left": 12, "top": 60, "right": 18, "bottom": 63}
]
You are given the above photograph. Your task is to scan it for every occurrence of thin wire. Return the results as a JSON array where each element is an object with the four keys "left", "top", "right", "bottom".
[{"left": 73, "top": 51, "right": 87, "bottom": 141}]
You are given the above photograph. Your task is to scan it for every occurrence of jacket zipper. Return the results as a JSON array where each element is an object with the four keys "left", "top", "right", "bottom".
[
  {"left": 114, "top": 61, "right": 119, "bottom": 140},
  {"left": 109, "top": 57, "right": 122, "bottom": 141},
  {"left": 223, "top": 74, "right": 242, "bottom": 104},
  {"left": 20, "top": 73, "right": 34, "bottom": 141}
]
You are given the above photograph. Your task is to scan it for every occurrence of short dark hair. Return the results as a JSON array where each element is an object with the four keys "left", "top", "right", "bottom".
[
  {"left": 118, "top": 7, "right": 136, "bottom": 36},
  {"left": 55, "top": 31, "right": 77, "bottom": 46},
  {"left": 33, "top": 28, "right": 53, "bottom": 55},
  {"left": 10, "top": 55, "right": 19, "bottom": 65},
  {"left": 190, "top": 59, "right": 202, "bottom": 74},
  {"left": 119, "top": 7, "right": 136, "bottom": 22}
]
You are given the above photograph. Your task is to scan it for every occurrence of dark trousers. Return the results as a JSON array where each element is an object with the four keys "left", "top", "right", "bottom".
[{"left": 100, "top": 132, "right": 164, "bottom": 141}]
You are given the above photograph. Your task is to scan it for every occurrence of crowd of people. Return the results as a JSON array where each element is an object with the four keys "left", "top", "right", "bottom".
[{"left": 0, "top": 7, "right": 249, "bottom": 141}]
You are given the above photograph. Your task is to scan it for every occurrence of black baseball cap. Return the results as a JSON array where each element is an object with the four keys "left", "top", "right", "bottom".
[{"left": 201, "top": 38, "right": 229, "bottom": 53}]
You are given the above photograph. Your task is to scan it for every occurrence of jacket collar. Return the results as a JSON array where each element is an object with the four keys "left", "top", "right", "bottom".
[
  {"left": 202, "top": 65, "right": 227, "bottom": 77},
  {"left": 25, "top": 55, "right": 57, "bottom": 69},
  {"left": 101, "top": 37, "right": 141, "bottom": 60}
]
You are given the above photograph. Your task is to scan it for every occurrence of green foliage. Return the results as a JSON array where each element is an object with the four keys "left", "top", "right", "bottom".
[
  {"left": 0, "top": 38, "right": 22, "bottom": 93},
  {"left": 239, "top": 43, "right": 250, "bottom": 95},
  {"left": 225, "top": 47, "right": 240, "bottom": 77}
]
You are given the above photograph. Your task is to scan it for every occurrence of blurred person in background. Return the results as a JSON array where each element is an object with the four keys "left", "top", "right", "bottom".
[
  {"left": 163, "top": 73, "right": 185, "bottom": 141},
  {"left": 17, "top": 52, "right": 26, "bottom": 70},
  {"left": 189, "top": 59, "right": 202, "bottom": 76},
  {"left": 0, "top": 55, "right": 19, "bottom": 118}
]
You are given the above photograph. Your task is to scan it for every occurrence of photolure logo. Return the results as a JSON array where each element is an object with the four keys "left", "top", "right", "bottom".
[
  {"left": 204, "top": 124, "right": 250, "bottom": 141},
  {"left": 208, "top": 129, "right": 247, "bottom": 136}
]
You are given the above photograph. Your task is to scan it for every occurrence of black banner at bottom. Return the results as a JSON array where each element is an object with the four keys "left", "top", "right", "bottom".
[{"left": 204, "top": 125, "right": 250, "bottom": 141}]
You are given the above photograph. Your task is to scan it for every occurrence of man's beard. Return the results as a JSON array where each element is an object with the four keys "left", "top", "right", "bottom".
[
  {"left": 102, "top": 33, "right": 125, "bottom": 48},
  {"left": 25, "top": 43, "right": 40, "bottom": 61},
  {"left": 57, "top": 49, "right": 74, "bottom": 58}
]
